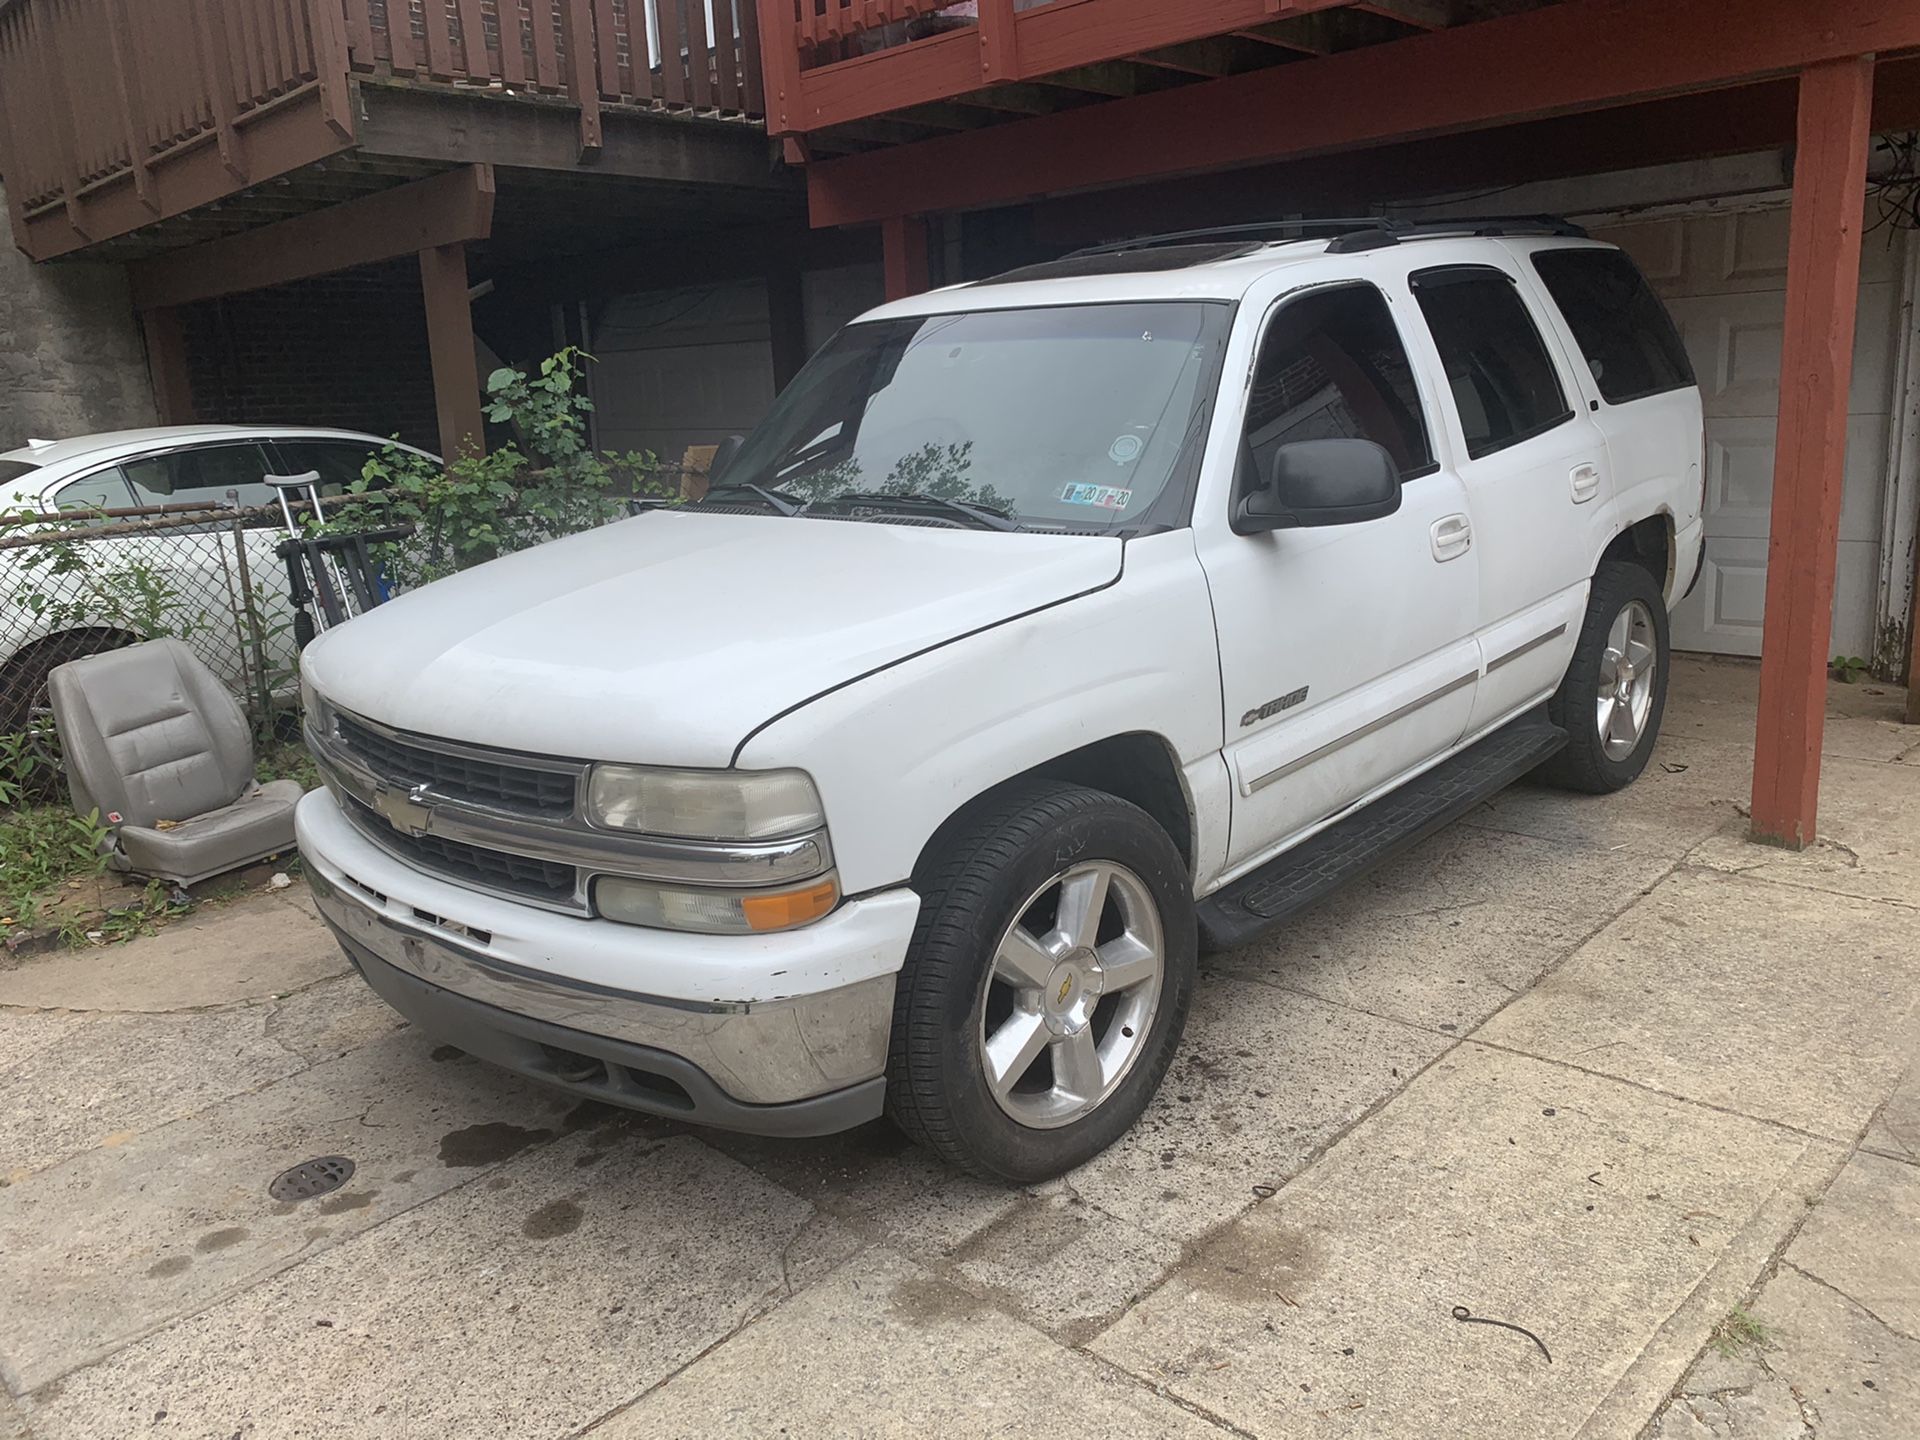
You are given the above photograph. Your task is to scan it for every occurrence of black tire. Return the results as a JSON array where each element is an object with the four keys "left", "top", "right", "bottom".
[
  {"left": 1538, "top": 559, "right": 1670, "bottom": 793},
  {"left": 0, "top": 628, "right": 133, "bottom": 732},
  {"left": 887, "top": 781, "right": 1196, "bottom": 1184}
]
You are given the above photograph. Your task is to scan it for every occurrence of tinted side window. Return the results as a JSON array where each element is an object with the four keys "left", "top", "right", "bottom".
[
  {"left": 122, "top": 444, "right": 278, "bottom": 508},
  {"left": 272, "top": 440, "right": 385, "bottom": 497},
  {"left": 1411, "top": 267, "right": 1573, "bottom": 459},
  {"left": 1244, "top": 285, "right": 1434, "bottom": 480},
  {"left": 51, "top": 470, "right": 136, "bottom": 519},
  {"left": 1531, "top": 248, "right": 1695, "bottom": 403}
]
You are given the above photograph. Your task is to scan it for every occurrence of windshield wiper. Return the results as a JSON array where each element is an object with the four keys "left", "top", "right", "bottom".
[
  {"left": 695, "top": 482, "right": 803, "bottom": 517},
  {"left": 810, "top": 490, "right": 1019, "bottom": 532}
]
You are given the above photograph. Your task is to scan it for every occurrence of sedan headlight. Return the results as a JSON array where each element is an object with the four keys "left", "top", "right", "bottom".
[{"left": 586, "top": 765, "right": 825, "bottom": 841}]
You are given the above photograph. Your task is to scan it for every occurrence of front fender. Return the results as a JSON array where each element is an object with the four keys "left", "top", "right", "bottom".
[{"left": 735, "top": 531, "right": 1223, "bottom": 896}]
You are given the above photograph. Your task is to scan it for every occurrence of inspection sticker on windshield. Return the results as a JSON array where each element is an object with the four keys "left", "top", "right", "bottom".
[{"left": 1060, "top": 483, "right": 1133, "bottom": 510}]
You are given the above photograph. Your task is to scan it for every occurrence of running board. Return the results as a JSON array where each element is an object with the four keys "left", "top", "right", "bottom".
[{"left": 1196, "top": 711, "right": 1568, "bottom": 951}]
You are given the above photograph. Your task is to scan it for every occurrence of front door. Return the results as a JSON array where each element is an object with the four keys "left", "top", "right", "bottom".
[{"left": 1194, "top": 281, "right": 1480, "bottom": 875}]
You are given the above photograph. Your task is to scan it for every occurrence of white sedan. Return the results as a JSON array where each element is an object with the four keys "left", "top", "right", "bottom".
[{"left": 1, "top": 425, "right": 435, "bottom": 730}]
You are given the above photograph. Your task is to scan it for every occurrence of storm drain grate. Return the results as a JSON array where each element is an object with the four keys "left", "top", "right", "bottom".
[{"left": 268, "top": 1155, "right": 355, "bottom": 1202}]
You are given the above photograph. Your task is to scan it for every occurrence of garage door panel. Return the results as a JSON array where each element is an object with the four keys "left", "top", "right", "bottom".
[
  {"left": 1673, "top": 537, "right": 1881, "bottom": 659},
  {"left": 1604, "top": 206, "right": 1899, "bottom": 298},
  {"left": 1671, "top": 284, "right": 1896, "bottom": 419},
  {"left": 1703, "top": 414, "right": 1890, "bottom": 544}
]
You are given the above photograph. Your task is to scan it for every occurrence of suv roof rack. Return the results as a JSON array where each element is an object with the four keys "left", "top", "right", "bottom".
[{"left": 1067, "top": 215, "right": 1589, "bottom": 261}]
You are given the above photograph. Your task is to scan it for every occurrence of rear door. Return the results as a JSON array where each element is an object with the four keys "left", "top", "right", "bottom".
[
  {"left": 1196, "top": 280, "right": 1480, "bottom": 873},
  {"left": 1403, "top": 261, "right": 1609, "bottom": 733}
]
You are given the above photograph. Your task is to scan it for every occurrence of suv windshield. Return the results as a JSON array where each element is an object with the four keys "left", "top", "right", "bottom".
[{"left": 714, "top": 302, "right": 1230, "bottom": 533}]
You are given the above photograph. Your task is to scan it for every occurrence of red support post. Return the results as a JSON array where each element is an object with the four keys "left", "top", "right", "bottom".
[
  {"left": 419, "top": 242, "right": 487, "bottom": 461},
  {"left": 1749, "top": 54, "right": 1876, "bottom": 848},
  {"left": 142, "top": 307, "right": 196, "bottom": 425},
  {"left": 881, "top": 214, "right": 930, "bottom": 300}
]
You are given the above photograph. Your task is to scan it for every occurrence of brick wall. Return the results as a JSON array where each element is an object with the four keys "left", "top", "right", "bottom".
[
  {"left": 177, "top": 258, "right": 441, "bottom": 451},
  {"left": 0, "top": 180, "right": 158, "bottom": 451}
]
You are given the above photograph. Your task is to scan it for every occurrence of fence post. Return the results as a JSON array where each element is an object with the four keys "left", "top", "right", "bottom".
[{"left": 228, "top": 516, "right": 275, "bottom": 737}]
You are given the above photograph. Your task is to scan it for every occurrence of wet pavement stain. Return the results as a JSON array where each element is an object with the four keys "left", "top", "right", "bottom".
[
  {"left": 522, "top": 1196, "right": 584, "bottom": 1240},
  {"left": 194, "top": 1227, "right": 248, "bottom": 1253},
  {"left": 145, "top": 1256, "right": 191, "bottom": 1279},
  {"left": 437, "top": 1122, "right": 554, "bottom": 1168},
  {"left": 429, "top": 1044, "right": 463, "bottom": 1062},
  {"left": 886, "top": 1271, "right": 997, "bottom": 1328},
  {"left": 317, "top": 1189, "right": 377, "bottom": 1214},
  {"left": 1186, "top": 1221, "right": 1326, "bottom": 1305},
  {"left": 390, "top": 1169, "right": 415, "bottom": 1184}
]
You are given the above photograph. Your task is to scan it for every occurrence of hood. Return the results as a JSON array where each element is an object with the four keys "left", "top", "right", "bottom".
[{"left": 302, "top": 510, "right": 1121, "bottom": 766}]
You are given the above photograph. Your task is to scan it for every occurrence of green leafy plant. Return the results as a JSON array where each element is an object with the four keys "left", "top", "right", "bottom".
[
  {"left": 1830, "top": 654, "right": 1869, "bottom": 684},
  {"left": 1709, "top": 1306, "right": 1772, "bottom": 1357},
  {"left": 326, "top": 349, "right": 670, "bottom": 589},
  {"left": 0, "top": 803, "right": 112, "bottom": 935}
]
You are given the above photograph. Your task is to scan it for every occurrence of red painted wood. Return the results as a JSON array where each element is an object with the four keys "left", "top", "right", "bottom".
[
  {"left": 385, "top": 0, "right": 417, "bottom": 72},
  {"left": 421, "top": 241, "right": 488, "bottom": 460},
  {"left": 558, "top": 0, "right": 602, "bottom": 146},
  {"left": 881, "top": 213, "right": 929, "bottom": 299},
  {"left": 143, "top": 307, "right": 197, "bottom": 424},
  {"left": 805, "top": 0, "right": 1920, "bottom": 226},
  {"left": 591, "top": 0, "right": 618, "bottom": 96},
  {"left": 657, "top": 0, "right": 687, "bottom": 105},
  {"left": 739, "top": 0, "right": 766, "bottom": 114},
  {"left": 1749, "top": 55, "right": 1876, "bottom": 849},
  {"left": 717, "top": 1, "right": 742, "bottom": 113},
  {"left": 530, "top": 0, "right": 559, "bottom": 86},
  {"left": 421, "top": 0, "right": 457, "bottom": 76},
  {"left": 498, "top": 0, "right": 529, "bottom": 86},
  {"left": 455, "top": 0, "right": 489, "bottom": 74},
  {"left": 979, "top": 0, "right": 1016, "bottom": 81}
]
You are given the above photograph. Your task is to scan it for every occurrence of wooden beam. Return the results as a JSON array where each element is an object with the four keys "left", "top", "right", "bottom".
[
  {"left": 1749, "top": 55, "right": 1876, "bottom": 850},
  {"left": 806, "top": 0, "right": 1920, "bottom": 227},
  {"left": 142, "top": 307, "right": 196, "bottom": 425},
  {"left": 420, "top": 241, "right": 487, "bottom": 460},
  {"left": 882, "top": 214, "right": 930, "bottom": 300},
  {"left": 129, "top": 165, "right": 496, "bottom": 310}
]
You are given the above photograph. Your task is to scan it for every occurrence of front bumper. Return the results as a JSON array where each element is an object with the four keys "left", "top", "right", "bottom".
[{"left": 297, "top": 791, "right": 918, "bottom": 1131}]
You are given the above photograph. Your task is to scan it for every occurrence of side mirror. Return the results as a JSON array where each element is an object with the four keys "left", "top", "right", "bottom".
[
  {"left": 707, "top": 434, "right": 745, "bottom": 484},
  {"left": 1232, "top": 438, "right": 1403, "bottom": 535}
]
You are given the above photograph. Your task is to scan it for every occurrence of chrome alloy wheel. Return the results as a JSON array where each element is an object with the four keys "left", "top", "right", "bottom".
[
  {"left": 1597, "top": 599, "right": 1658, "bottom": 761},
  {"left": 978, "top": 860, "right": 1165, "bottom": 1130}
]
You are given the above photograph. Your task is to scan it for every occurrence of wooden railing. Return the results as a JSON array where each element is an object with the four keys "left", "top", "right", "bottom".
[
  {"left": 0, "top": 0, "right": 357, "bottom": 259},
  {"left": 0, "top": 0, "right": 764, "bottom": 262},
  {"left": 348, "top": 2, "right": 764, "bottom": 122}
]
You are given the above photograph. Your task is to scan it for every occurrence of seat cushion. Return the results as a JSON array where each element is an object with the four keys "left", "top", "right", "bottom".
[
  {"left": 48, "top": 639, "right": 255, "bottom": 827},
  {"left": 116, "top": 779, "right": 303, "bottom": 886}
]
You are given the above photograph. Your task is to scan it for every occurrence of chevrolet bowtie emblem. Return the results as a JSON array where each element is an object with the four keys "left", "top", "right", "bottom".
[
  {"left": 1057, "top": 976, "right": 1073, "bottom": 1004},
  {"left": 372, "top": 784, "right": 434, "bottom": 837}
]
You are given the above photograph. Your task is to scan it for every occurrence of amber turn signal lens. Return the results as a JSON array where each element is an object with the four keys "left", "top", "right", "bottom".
[{"left": 741, "top": 877, "right": 840, "bottom": 932}]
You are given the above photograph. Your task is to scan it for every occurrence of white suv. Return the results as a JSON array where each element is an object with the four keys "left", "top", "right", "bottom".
[{"left": 296, "top": 220, "right": 1704, "bottom": 1182}]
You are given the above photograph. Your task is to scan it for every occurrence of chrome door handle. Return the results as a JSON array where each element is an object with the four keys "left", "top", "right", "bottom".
[
  {"left": 1430, "top": 514, "right": 1472, "bottom": 562},
  {"left": 1570, "top": 463, "right": 1601, "bottom": 503}
]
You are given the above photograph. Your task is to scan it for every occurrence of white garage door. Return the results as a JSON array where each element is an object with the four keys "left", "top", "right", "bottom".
[{"left": 1590, "top": 207, "right": 1904, "bottom": 658}]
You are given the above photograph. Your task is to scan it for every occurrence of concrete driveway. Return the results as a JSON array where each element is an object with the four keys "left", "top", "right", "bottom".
[{"left": 2, "top": 658, "right": 1916, "bottom": 1439}]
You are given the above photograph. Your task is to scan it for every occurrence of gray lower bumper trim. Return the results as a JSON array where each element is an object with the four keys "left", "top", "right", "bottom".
[{"left": 336, "top": 929, "right": 886, "bottom": 1138}]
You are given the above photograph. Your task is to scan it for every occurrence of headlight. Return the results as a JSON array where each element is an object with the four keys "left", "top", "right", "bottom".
[
  {"left": 595, "top": 874, "right": 840, "bottom": 934},
  {"left": 299, "top": 671, "right": 325, "bottom": 729},
  {"left": 587, "top": 765, "right": 824, "bottom": 841}
]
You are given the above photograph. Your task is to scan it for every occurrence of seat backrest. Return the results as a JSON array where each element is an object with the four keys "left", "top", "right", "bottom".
[{"left": 48, "top": 639, "right": 255, "bottom": 826}]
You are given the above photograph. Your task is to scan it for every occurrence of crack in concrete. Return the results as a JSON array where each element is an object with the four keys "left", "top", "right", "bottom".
[{"left": 1780, "top": 1260, "right": 1920, "bottom": 1346}]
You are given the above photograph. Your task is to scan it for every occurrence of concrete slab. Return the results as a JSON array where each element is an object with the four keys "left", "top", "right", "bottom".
[
  {"left": 0, "top": 1391, "right": 29, "bottom": 1440},
  {"left": 1092, "top": 1044, "right": 1814, "bottom": 1439},
  {"left": 1478, "top": 868, "right": 1918, "bottom": 1138},
  {"left": 1650, "top": 1266, "right": 1919, "bottom": 1440},
  {"left": 1061, "top": 978, "right": 1451, "bottom": 1238},
  {"left": 0, "top": 1032, "right": 631, "bottom": 1392},
  {"left": 0, "top": 893, "right": 346, "bottom": 1013},
  {"left": 1690, "top": 756, "right": 1920, "bottom": 909},
  {"left": 0, "top": 1008, "right": 303, "bottom": 1179},
  {"left": 1786, "top": 1150, "right": 1920, "bottom": 1338},
  {"left": 1208, "top": 894, "right": 1590, "bottom": 1034},
  {"left": 19, "top": 1134, "right": 819, "bottom": 1440},
  {"left": 261, "top": 973, "right": 409, "bottom": 1065},
  {"left": 1660, "top": 657, "right": 1915, "bottom": 765},
  {"left": 1863, "top": 1051, "right": 1920, "bottom": 1167},
  {"left": 591, "top": 1248, "right": 1231, "bottom": 1440}
]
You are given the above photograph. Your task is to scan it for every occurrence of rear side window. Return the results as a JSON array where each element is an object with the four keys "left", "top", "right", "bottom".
[
  {"left": 1244, "top": 284, "right": 1434, "bottom": 479},
  {"left": 1411, "top": 266, "right": 1573, "bottom": 460},
  {"left": 1531, "top": 247, "right": 1695, "bottom": 404},
  {"left": 123, "top": 443, "right": 279, "bottom": 508},
  {"left": 272, "top": 439, "right": 384, "bottom": 497}
]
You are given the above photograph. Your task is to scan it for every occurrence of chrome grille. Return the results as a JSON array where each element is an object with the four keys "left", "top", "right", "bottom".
[
  {"left": 334, "top": 713, "right": 578, "bottom": 818},
  {"left": 342, "top": 795, "right": 578, "bottom": 904}
]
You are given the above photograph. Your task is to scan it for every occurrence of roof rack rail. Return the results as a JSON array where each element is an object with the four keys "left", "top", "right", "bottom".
[{"left": 1068, "top": 215, "right": 1588, "bottom": 260}]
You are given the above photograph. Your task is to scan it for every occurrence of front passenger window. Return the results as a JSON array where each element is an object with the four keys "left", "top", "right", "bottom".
[{"left": 1244, "top": 285, "right": 1434, "bottom": 482}]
